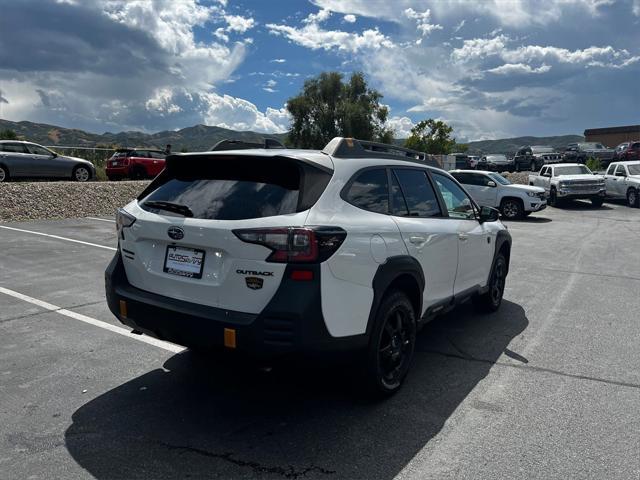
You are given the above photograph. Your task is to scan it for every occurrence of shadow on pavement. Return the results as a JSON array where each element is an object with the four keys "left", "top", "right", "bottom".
[
  {"left": 556, "top": 200, "right": 613, "bottom": 211},
  {"left": 505, "top": 216, "right": 552, "bottom": 224},
  {"left": 65, "top": 300, "right": 528, "bottom": 479}
]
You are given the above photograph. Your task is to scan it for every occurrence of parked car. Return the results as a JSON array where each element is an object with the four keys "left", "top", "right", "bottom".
[
  {"left": 612, "top": 141, "right": 640, "bottom": 162},
  {"left": 449, "top": 152, "right": 472, "bottom": 169},
  {"left": 0, "top": 140, "right": 95, "bottom": 182},
  {"left": 528, "top": 163, "right": 606, "bottom": 207},
  {"left": 105, "top": 137, "right": 511, "bottom": 396},
  {"left": 467, "top": 155, "right": 480, "bottom": 169},
  {"left": 604, "top": 161, "right": 640, "bottom": 207},
  {"left": 106, "top": 148, "right": 167, "bottom": 180},
  {"left": 513, "top": 145, "right": 562, "bottom": 172},
  {"left": 451, "top": 170, "right": 546, "bottom": 219},
  {"left": 476, "top": 154, "right": 514, "bottom": 172},
  {"left": 563, "top": 142, "right": 615, "bottom": 166}
]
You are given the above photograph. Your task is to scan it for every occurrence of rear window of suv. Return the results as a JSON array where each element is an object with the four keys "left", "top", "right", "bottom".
[{"left": 139, "top": 155, "right": 331, "bottom": 220}]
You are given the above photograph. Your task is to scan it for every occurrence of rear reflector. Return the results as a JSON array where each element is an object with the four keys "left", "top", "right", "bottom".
[
  {"left": 224, "top": 328, "right": 237, "bottom": 349},
  {"left": 119, "top": 300, "right": 127, "bottom": 319},
  {"left": 291, "top": 270, "right": 313, "bottom": 281}
]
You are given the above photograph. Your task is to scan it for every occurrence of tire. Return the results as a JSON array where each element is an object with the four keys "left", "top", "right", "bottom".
[
  {"left": 549, "top": 188, "right": 561, "bottom": 207},
  {"left": 363, "top": 290, "right": 416, "bottom": 397},
  {"left": 473, "top": 253, "right": 507, "bottom": 313},
  {"left": 591, "top": 197, "right": 604, "bottom": 208},
  {"left": 73, "top": 165, "right": 91, "bottom": 182},
  {"left": 627, "top": 188, "right": 639, "bottom": 208},
  {"left": 500, "top": 198, "right": 524, "bottom": 220},
  {"left": 524, "top": 211, "right": 532, "bottom": 217},
  {"left": 0, "top": 164, "right": 8, "bottom": 182}
]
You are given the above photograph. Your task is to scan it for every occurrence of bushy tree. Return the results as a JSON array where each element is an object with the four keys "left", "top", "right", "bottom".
[
  {"left": 404, "top": 119, "right": 458, "bottom": 155},
  {"left": 286, "top": 72, "right": 392, "bottom": 149},
  {"left": 0, "top": 129, "right": 17, "bottom": 140}
]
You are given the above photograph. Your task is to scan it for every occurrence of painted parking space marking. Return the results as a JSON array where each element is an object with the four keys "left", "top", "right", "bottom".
[
  {"left": 0, "top": 225, "right": 116, "bottom": 251},
  {"left": 0, "top": 287, "right": 184, "bottom": 354},
  {"left": 86, "top": 216, "right": 116, "bottom": 223}
]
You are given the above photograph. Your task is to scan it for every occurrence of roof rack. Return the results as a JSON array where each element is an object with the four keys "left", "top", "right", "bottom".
[
  {"left": 210, "top": 138, "right": 285, "bottom": 151},
  {"left": 322, "top": 137, "right": 437, "bottom": 166}
]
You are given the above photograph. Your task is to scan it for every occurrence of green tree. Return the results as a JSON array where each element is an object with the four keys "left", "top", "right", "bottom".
[
  {"left": 286, "top": 71, "right": 392, "bottom": 149},
  {"left": 0, "top": 129, "right": 17, "bottom": 140},
  {"left": 404, "top": 119, "right": 458, "bottom": 154}
]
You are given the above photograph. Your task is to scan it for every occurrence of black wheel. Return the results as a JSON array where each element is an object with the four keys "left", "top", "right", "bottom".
[
  {"left": 0, "top": 164, "right": 8, "bottom": 182},
  {"left": 524, "top": 211, "right": 532, "bottom": 217},
  {"left": 364, "top": 291, "right": 416, "bottom": 396},
  {"left": 549, "top": 188, "right": 561, "bottom": 207},
  {"left": 73, "top": 165, "right": 91, "bottom": 182},
  {"left": 627, "top": 188, "right": 639, "bottom": 208},
  {"left": 473, "top": 253, "right": 507, "bottom": 313},
  {"left": 500, "top": 198, "right": 523, "bottom": 219},
  {"left": 591, "top": 197, "right": 604, "bottom": 208}
]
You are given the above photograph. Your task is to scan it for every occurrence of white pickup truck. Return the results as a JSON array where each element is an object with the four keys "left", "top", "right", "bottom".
[
  {"left": 450, "top": 170, "right": 546, "bottom": 219},
  {"left": 528, "top": 163, "right": 606, "bottom": 207},
  {"left": 604, "top": 161, "right": 640, "bottom": 208}
]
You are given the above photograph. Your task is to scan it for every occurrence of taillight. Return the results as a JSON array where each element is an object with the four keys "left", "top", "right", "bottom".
[
  {"left": 233, "top": 227, "right": 346, "bottom": 263},
  {"left": 116, "top": 208, "right": 136, "bottom": 239}
]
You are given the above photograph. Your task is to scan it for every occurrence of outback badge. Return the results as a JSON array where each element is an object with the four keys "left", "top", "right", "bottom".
[{"left": 245, "top": 276, "right": 263, "bottom": 290}]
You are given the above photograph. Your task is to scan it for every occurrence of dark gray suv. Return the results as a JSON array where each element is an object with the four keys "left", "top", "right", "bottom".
[{"left": 0, "top": 141, "right": 95, "bottom": 182}]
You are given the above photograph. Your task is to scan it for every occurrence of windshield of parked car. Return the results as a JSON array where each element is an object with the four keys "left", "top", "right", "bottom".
[
  {"left": 531, "top": 146, "right": 554, "bottom": 153},
  {"left": 579, "top": 143, "right": 605, "bottom": 150},
  {"left": 628, "top": 164, "right": 640, "bottom": 175},
  {"left": 555, "top": 166, "right": 591, "bottom": 175},
  {"left": 488, "top": 173, "right": 511, "bottom": 185},
  {"left": 485, "top": 154, "right": 508, "bottom": 163}
]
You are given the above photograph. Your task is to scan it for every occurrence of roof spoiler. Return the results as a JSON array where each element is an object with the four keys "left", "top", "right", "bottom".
[
  {"left": 210, "top": 138, "right": 285, "bottom": 151},
  {"left": 322, "top": 137, "right": 438, "bottom": 166}
]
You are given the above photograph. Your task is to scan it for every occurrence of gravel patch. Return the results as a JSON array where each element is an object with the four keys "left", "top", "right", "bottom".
[
  {"left": 502, "top": 172, "right": 531, "bottom": 185},
  {"left": 0, "top": 181, "right": 150, "bottom": 222}
]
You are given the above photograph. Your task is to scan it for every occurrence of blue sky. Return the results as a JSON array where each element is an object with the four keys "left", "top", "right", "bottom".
[{"left": 0, "top": 0, "right": 639, "bottom": 141}]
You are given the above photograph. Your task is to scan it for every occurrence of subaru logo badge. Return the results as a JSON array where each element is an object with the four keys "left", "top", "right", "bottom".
[{"left": 167, "top": 226, "right": 184, "bottom": 240}]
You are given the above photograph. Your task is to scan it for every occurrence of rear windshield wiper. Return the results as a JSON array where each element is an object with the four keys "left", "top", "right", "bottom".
[{"left": 143, "top": 200, "right": 194, "bottom": 218}]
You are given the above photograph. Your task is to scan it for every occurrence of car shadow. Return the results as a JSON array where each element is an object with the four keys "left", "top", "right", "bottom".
[
  {"left": 554, "top": 200, "right": 613, "bottom": 211},
  {"left": 65, "top": 300, "right": 528, "bottom": 479},
  {"left": 504, "top": 216, "right": 552, "bottom": 223}
]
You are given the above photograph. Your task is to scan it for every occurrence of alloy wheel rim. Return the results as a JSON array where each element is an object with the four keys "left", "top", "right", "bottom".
[
  {"left": 630, "top": 191, "right": 637, "bottom": 206},
  {"left": 504, "top": 202, "right": 518, "bottom": 218},
  {"left": 0, "top": 168, "right": 5, "bottom": 182},
  {"left": 76, "top": 168, "right": 89, "bottom": 181},
  {"left": 379, "top": 309, "right": 412, "bottom": 388}
]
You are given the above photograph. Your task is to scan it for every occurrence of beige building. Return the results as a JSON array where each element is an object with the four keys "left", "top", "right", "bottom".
[{"left": 584, "top": 125, "right": 640, "bottom": 147}]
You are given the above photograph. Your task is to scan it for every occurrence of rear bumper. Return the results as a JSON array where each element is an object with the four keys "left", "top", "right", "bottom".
[
  {"left": 105, "top": 251, "right": 367, "bottom": 358},
  {"left": 105, "top": 166, "right": 129, "bottom": 176}
]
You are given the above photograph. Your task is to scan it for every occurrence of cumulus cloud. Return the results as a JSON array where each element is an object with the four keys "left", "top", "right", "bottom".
[
  {"left": 343, "top": 14, "right": 356, "bottom": 23},
  {"left": 387, "top": 116, "right": 414, "bottom": 138},
  {"left": 404, "top": 8, "right": 442, "bottom": 36},
  {"left": 487, "top": 63, "right": 552, "bottom": 75}
]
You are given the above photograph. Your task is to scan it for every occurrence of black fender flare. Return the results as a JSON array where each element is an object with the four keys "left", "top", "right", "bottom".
[
  {"left": 487, "top": 230, "right": 512, "bottom": 286},
  {"left": 366, "top": 256, "right": 425, "bottom": 336}
]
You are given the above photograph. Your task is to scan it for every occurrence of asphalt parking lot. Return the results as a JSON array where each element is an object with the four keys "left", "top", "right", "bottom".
[{"left": 1, "top": 200, "right": 639, "bottom": 480}]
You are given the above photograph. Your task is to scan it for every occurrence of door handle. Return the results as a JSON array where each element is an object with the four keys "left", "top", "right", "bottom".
[
  {"left": 458, "top": 233, "right": 469, "bottom": 242},
  {"left": 409, "top": 235, "right": 426, "bottom": 245}
]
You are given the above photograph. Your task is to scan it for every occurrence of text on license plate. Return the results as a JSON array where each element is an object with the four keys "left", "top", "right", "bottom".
[{"left": 163, "top": 246, "right": 205, "bottom": 279}]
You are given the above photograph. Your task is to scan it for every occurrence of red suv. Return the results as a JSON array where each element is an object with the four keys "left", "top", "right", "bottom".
[
  {"left": 106, "top": 149, "right": 167, "bottom": 180},
  {"left": 614, "top": 141, "right": 640, "bottom": 161}
]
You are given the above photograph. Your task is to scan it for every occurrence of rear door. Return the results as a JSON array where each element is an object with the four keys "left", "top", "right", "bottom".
[
  {"left": 612, "top": 164, "right": 628, "bottom": 196},
  {"left": 0, "top": 143, "right": 31, "bottom": 176},
  {"left": 147, "top": 150, "right": 166, "bottom": 176},
  {"left": 120, "top": 154, "right": 332, "bottom": 314},
  {"left": 390, "top": 168, "right": 458, "bottom": 308},
  {"left": 604, "top": 163, "right": 619, "bottom": 197},
  {"left": 430, "top": 172, "right": 494, "bottom": 295}
]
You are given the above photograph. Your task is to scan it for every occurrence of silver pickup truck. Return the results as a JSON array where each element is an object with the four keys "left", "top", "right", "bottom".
[
  {"left": 604, "top": 161, "right": 640, "bottom": 208},
  {"left": 529, "top": 163, "right": 606, "bottom": 207}
]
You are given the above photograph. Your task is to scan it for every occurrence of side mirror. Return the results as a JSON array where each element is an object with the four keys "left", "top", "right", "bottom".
[
  {"left": 479, "top": 206, "right": 500, "bottom": 223},
  {"left": 486, "top": 180, "right": 497, "bottom": 187},
  {"left": 51, "top": 152, "right": 58, "bottom": 158}
]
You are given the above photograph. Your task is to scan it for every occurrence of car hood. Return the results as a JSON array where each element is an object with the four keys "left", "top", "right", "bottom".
[
  {"left": 556, "top": 174, "right": 604, "bottom": 181},
  {"left": 503, "top": 184, "right": 545, "bottom": 194}
]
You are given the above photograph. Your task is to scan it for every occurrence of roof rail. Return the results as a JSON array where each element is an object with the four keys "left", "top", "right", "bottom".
[
  {"left": 322, "top": 137, "right": 436, "bottom": 166},
  {"left": 210, "top": 138, "right": 285, "bottom": 151}
]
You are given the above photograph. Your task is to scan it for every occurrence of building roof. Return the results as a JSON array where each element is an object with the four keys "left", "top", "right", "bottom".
[{"left": 584, "top": 125, "right": 640, "bottom": 136}]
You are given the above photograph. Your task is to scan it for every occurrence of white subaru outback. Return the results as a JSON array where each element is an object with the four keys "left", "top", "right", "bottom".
[{"left": 105, "top": 138, "right": 512, "bottom": 395}]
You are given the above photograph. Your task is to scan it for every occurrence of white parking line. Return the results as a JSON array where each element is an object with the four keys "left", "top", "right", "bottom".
[
  {"left": 0, "top": 225, "right": 117, "bottom": 251},
  {"left": 0, "top": 287, "right": 184, "bottom": 354},
  {"left": 86, "top": 216, "right": 115, "bottom": 223}
]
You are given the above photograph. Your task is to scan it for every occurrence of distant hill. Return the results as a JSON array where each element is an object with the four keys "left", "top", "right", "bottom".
[
  {"left": 1, "top": 118, "right": 582, "bottom": 155},
  {"left": 0, "top": 119, "right": 287, "bottom": 152}
]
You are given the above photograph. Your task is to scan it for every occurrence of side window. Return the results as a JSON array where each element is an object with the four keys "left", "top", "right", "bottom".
[
  {"left": 0, "top": 143, "right": 28, "bottom": 153},
  {"left": 344, "top": 168, "right": 389, "bottom": 214},
  {"left": 26, "top": 144, "right": 52, "bottom": 156},
  {"left": 606, "top": 164, "right": 616, "bottom": 175},
  {"left": 632, "top": 143, "right": 640, "bottom": 150},
  {"left": 149, "top": 151, "right": 166, "bottom": 159},
  {"left": 615, "top": 165, "right": 627, "bottom": 176},
  {"left": 431, "top": 173, "right": 476, "bottom": 220},
  {"left": 390, "top": 172, "right": 409, "bottom": 216},
  {"left": 450, "top": 172, "right": 471, "bottom": 184},
  {"left": 473, "top": 174, "right": 493, "bottom": 186},
  {"left": 392, "top": 169, "right": 441, "bottom": 217},
  {"left": 540, "top": 167, "right": 547, "bottom": 176}
]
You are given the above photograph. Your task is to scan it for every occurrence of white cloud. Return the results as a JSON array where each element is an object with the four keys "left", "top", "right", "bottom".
[
  {"left": 202, "top": 93, "right": 289, "bottom": 132},
  {"left": 453, "top": 19, "right": 465, "bottom": 33},
  {"left": 266, "top": 23, "right": 393, "bottom": 53},
  {"left": 304, "top": 8, "right": 332, "bottom": 24},
  {"left": 223, "top": 14, "right": 255, "bottom": 33},
  {"left": 343, "top": 14, "right": 356, "bottom": 23},
  {"left": 451, "top": 35, "right": 509, "bottom": 62},
  {"left": 271, "top": 58, "right": 286, "bottom": 63},
  {"left": 634, "top": 0, "right": 640, "bottom": 15},
  {"left": 404, "top": 8, "right": 443, "bottom": 36},
  {"left": 387, "top": 116, "right": 414, "bottom": 138},
  {"left": 487, "top": 63, "right": 552, "bottom": 75}
]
